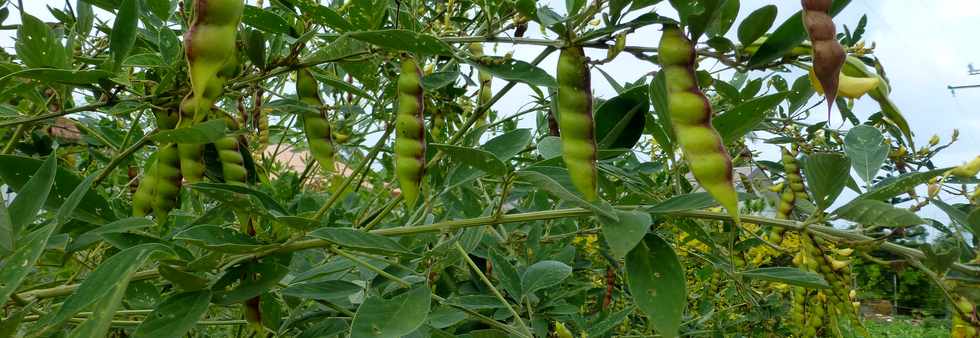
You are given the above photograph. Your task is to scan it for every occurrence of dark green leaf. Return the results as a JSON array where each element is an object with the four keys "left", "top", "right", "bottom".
[
  {"left": 56, "top": 173, "right": 96, "bottom": 225},
  {"left": 0, "top": 155, "right": 114, "bottom": 223},
  {"left": 421, "top": 71, "right": 459, "bottom": 90},
  {"left": 430, "top": 144, "right": 507, "bottom": 175},
  {"left": 523, "top": 260, "right": 572, "bottom": 295},
  {"left": 0, "top": 224, "right": 57, "bottom": 303},
  {"left": 350, "top": 286, "right": 431, "bottom": 338},
  {"left": 481, "top": 129, "right": 532, "bottom": 161},
  {"left": 834, "top": 199, "right": 925, "bottom": 228},
  {"left": 243, "top": 5, "right": 293, "bottom": 35},
  {"left": 595, "top": 85, "right": 648, "bottom": 149},
  {"left": 150, "top": 119, "right": 226, "bottom": 144},
  {"left": 295, "top": 2, "right": 354, "bottom": 32},
  {"left": 109, "top": 0, "right": 139, "bottom": 71},
  {"left": 626, "top": 234, "right": 685, "bottom": 338},
  {"left": 488, "top": 250, "right": 522, "bottom": 300},
  {"left": 843, "top": 125, "right": 888, "bottom": 185},
  {"left": 516, "top": 167, "right": 616, "bottom": 219},
  {"left": 281, "top": 280, "right": 362, "bottom": 301},
  {"left": 348, "top": 30, "right": 454, "bottom": 56},
  {"left": 310, "top": 228, "right": 412, "bottom": 256},
  {"left": 131, "top": 291, "right": 212, "bottom": 338},
  {"left": 466, "top": 56, "right": 556, "bottom": 88},
  {"left": 714, "top": 92, "right": 788, "bottom": 143},
  {"left": 849, "top": 168, "right": 950, "bottom": 203},
  {"left": 737, "top": 5, "right": 777, "bottom": 46},
  {"left": 8, "top": 153, "right": 57, "bottom": 231},
  {"left": 175, "top": 225, "right": 264, "bottom": 253},
  {"left": 599, "top": 210, "right": 651, "bottom": 258},
  {"left": 803, "top": 152, "right": 851, "bottom": 210},
  {"left": 739, "top": 267, "right": 830, "bottom": 289}
]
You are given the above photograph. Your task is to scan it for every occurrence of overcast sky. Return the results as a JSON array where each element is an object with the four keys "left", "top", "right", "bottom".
[{"left": 3, "top": 1, "right": 978, "bottom": 220}]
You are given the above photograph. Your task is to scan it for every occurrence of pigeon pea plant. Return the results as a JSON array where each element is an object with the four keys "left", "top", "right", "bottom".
[{"left": 0, "top": 0, "right": 978, "bottom": 337}]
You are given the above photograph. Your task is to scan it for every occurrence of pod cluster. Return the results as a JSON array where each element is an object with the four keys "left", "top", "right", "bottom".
[
  {"left": 951, "top": 294, "right": 979, "bottom": 338},
  {"left": 215, "top": 115, "right": 247, "bottom": 184},
  {"left": 179, "top": 0, "right": 245, "bottom": 183},
  {"left": 296, "top": 68, "right": 336, "bottom": 176},
  {"left": 791, "top": 233, "right": 865, "bottom": 337},
  {"left": 769, "top": 147, "right": 810, "bottom": 244},
  {"left": 556, "top": 46, "right": 598, "bottom": 201},
  {"left": 658, "top": 25, "right": 739, "bottom": 222},
  {"left": 395, "top": 57, "right": 427, "bottom": 207},
  {"left": 801, "top": 0, "right": 845, "bottom": 116}
]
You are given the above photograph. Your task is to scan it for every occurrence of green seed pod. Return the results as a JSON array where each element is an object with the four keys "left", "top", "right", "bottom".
[
  {"left": 215, "top": 134, "right": 247, "bottom": 184},
  {"left": 133, "top": 144, "right": 183, "bottom": 220},
  {"left": 556, "top": 46, "right": 598, "bottom": 201},
  {"left": 394, "top": 57, "right": 426, "bottom": 207},
  {"left": 659, "top": 24, "right": 739, "bottom": 222},
  {"left": 296, "top": 68, "right": 335, "bottom": 176}
]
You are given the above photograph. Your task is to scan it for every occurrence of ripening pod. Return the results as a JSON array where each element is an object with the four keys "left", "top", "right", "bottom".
[{"left": 394, "top": 57, "right": 427, "bottom": 207}]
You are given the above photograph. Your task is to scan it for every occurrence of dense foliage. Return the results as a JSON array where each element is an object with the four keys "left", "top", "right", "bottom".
[{"left": 0, "top": 0, "right": 978, "bottom": 337}]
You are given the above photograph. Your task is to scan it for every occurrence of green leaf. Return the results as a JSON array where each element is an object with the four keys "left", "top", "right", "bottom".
[
  {"left": 646, "top": 192, "right": 721, "bottom": 213},
  {"left": 109, "top": 0, "right": 139, "bottom": 71},
  {"left": 687, "top": 0, "right": 725, "bottom": 40},
  {"left": 736, "top": 5, "right": 777, "bottom": 46},
  {"left": 2, "top": 68, "right": 112, "bottom": 85},
  {"left": 707, "top": 0, "right": 740, "bottom": 37},
  {"left": 488, "top": 250, "right": 523, "bottom": 300},
  {"left": 626, "top": 234, "right": 686, "bottom": 338},
  {"left": 430, "top": 144, "right": 507, "bottom": 175},
  {"left": 516, "top": 167, "right": 617, "bottom": 220},
  {"left": 145, "top": 0, "right": 172, "bottom": 20},
  {"left": 739, "top": 267, "right": 830, "bottom": 289},
  {"left": 481, "top": 129, "right": 532, "bottom": 161},
  {"left": 8, "top": 153, "right": 57, "bottom": 231},
  {"left": 0, "top": 155, "right": 114, "bottom": 223},
  {"left": 466, "top": 56, "right": 557, "bottom": 88},
  {"left": 346, "top": 0, "right": 387, "bottom": 29},
  {"left": 186, "top": 182, "right": 288, "bottom": 215},
  {"left": 348, "top": 30, "right": 454, "bottom": 56},
  {"left": 834, "top": 199, "right": 925, "bottom": 228},
  {"left": 132, "top": 291, "right": 212, "bottom": 338},
  {"left": 522, "top": 260, "right": 573, "bottom": 295},
  {"left": 55, "top": 173, "right": 96, "bottom": 225},
  {"left": 211, "top": 255, "right": 291, "bottom": 305},
  {"left": 32, "top": 244, "right": 168, "bottom": 335},
  {"left": 68, "top": 276, "right": 132, "bottom": 338},
  {"left": 713, "top": 92, "right": 788, "bottom": 143},
  {"left": 150, "top": 119, "right": 226, "bottom": 144},
  {"left": 243, "top": 5, "right": 293, "bottom": 35},
  {"left": 932, "top": 199, "right": 977, "bottom": 235},
  {"left": 16, "top": 13, "right": 69, "bottom": 69},
  {"left": 598, "top": 210, "right": 651, "bottom": 258},
  {"left": 804, "top": 152, "right": 851, "bottom": 210},
  {"left": 158, "top": 265, "right": 210, "bottom": 291},
  {"left": 175, "top": 225, "right": 264, "bottom": 253},
  {"left": 310, "top": 228, "right": 412, "bottom": 256},
  {"left": 849, "top": 167, "right": 950, "bottom": 203},
  {"left": 649, "top": 71, "right": 674, "bottom": 150},
  {"left": 350, "top": 286, "right": 432, "bottom": 338},
  {"left": 787, "top": 74, "right": 815, "bottom": 114},
  {"left": 843, "top": 125, "right": 889, "bottom": 185},
  {"left": 281, "top": 280, "right": 362, "bottom": 301},
  {"left": 587, "top": 305, "right": 635, "bottom": 337},
  {"left": 309, "top": 71, "right": 374, "bottom": 101},
  {"left": 747, "top": 0, "right": 850, "bottom": 68},
  {"left": 298, "top": 318, "right": 348, "bottom": 338},
  {"left": 295, "top": 2, "right": 354, "bottom": 32},
  {"left": 0, "top": 224, "right": 57, "bottom": 303},
  {"left": 595, "top": 85, "right": 648, "bottom": 150},
  {"left": 68, "top": 217, "right": 155, "bottom": 252},
  {"left": 421, "top": 71, "right": 459, "bottom": 90}
]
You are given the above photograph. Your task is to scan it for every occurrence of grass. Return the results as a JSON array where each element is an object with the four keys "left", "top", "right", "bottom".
[{"left": 864, "top": 316, "right": 949, "bottom": 338}]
